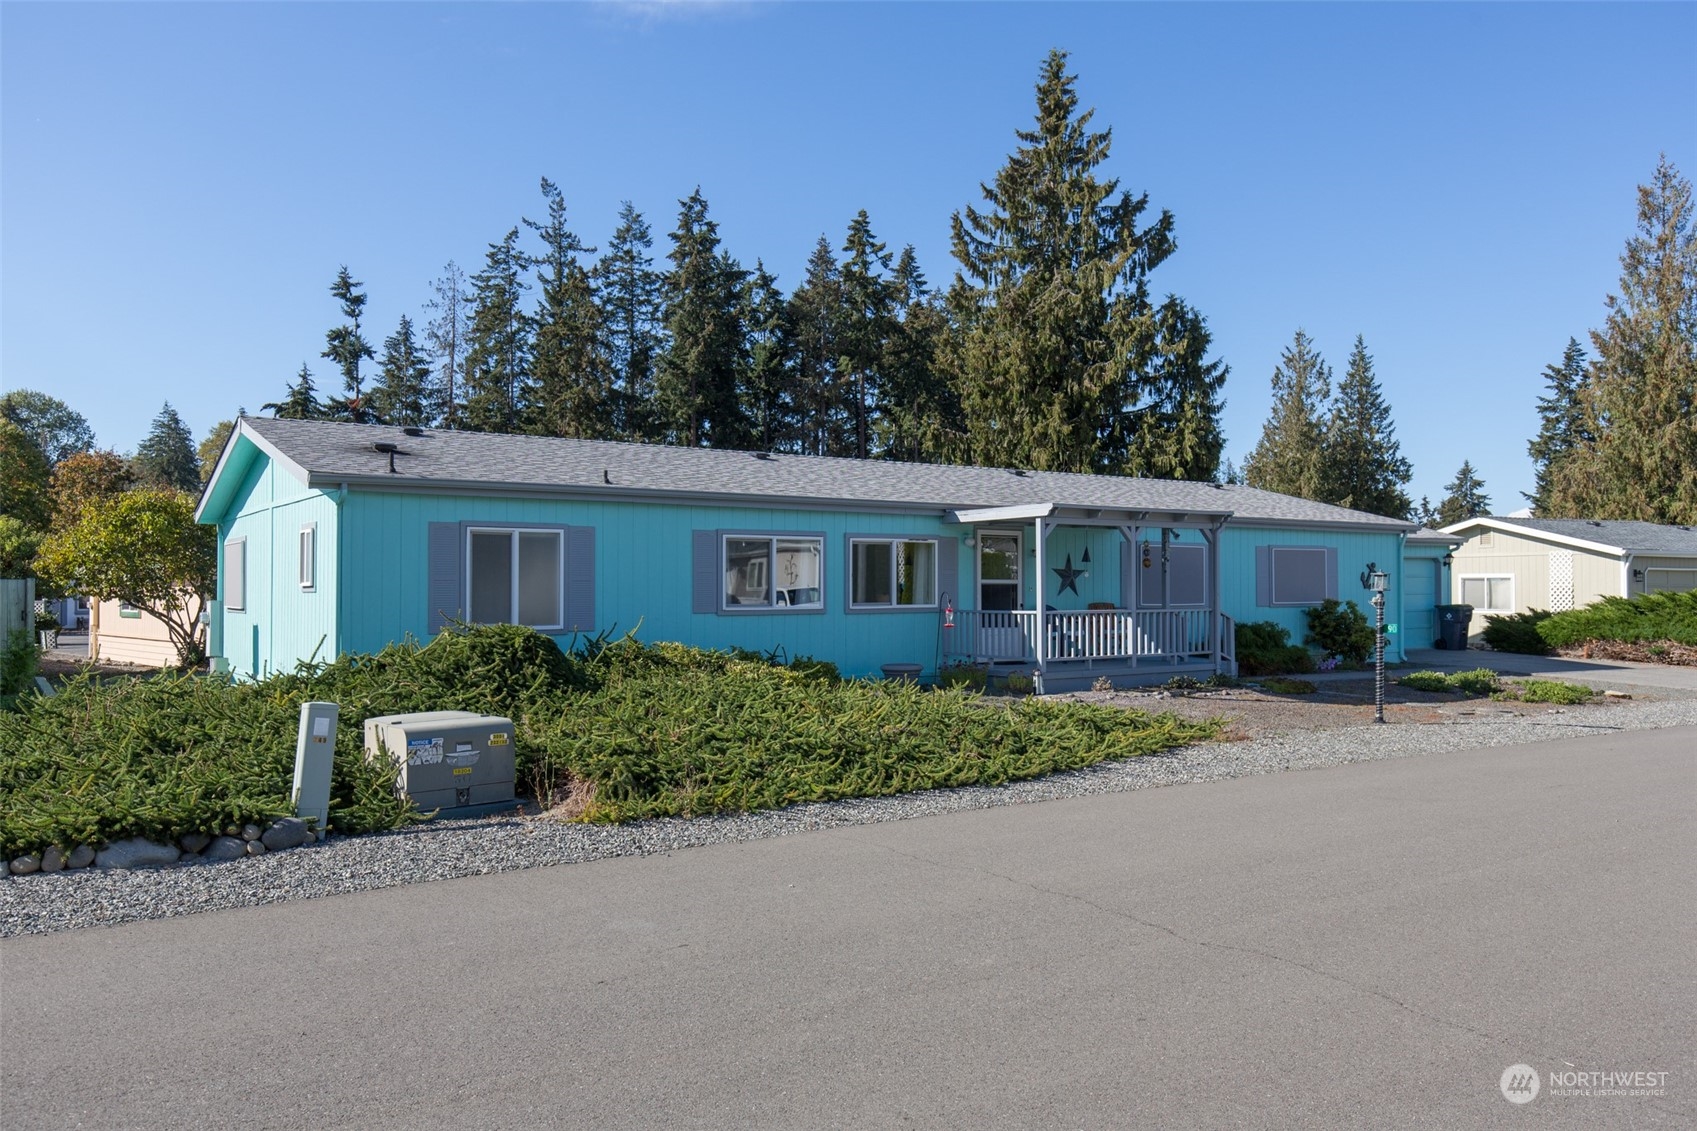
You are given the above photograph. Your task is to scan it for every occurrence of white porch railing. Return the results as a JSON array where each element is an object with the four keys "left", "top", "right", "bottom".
[{"left": 948, "top": 609, "right": 1218, "bottom": 664}]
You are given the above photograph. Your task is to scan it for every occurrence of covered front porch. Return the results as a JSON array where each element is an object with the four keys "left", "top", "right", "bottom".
[{"left": 940, "top": 501, "right": 1238, "bottom": 693}]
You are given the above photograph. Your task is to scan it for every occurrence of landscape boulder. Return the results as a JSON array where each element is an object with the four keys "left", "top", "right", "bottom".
[
  {"left": 203, "top": 837, "right": 247, "bottom": 862},
  {"left": 95, "top": 838, "right": 181, "bottom": 870},
  {"left": 261, "top": 818, "right": 311, "bottom": 851},
  {"left": 40, "top": 846, "right": 66, "bottom": 873},
  {"left": 66, "top": 845, "right": 96, "bottom": 869},
  {"left": 179, "top": 833, "right": 212, "bottom": 854},
  {"left": 9, "top": 854, "right": 41, "bottom": 876}
]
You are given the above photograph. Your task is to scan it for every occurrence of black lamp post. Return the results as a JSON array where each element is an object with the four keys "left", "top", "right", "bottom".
[{"left": 1360, "top": 563, "right": 1389, "bottom": 723}]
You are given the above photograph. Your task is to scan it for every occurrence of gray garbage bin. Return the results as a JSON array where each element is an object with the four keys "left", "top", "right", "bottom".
[{"left": 1436, "top": 605, "right": 1473, "bottom": 650}]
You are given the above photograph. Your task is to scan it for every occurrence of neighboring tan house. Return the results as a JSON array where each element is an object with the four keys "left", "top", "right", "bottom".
[
  {"left": 1439, "top": 517, "right": 1697, "bottom": 638},
  {"left": 89, "top": 597, "right": 202, "bottom": 668}
]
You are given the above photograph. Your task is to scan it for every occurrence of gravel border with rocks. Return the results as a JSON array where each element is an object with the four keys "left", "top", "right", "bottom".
[{"left": 5, "top": 697, "right": 1696, "bottom": 939}]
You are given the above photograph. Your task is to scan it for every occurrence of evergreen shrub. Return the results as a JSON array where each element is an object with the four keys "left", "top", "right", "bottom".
[
  {"left": 1482, "top": 610, "right": 1553, "bottom": 655},
  {"left": 1234, "top": 621, "right": 1316, "bottom": 676},
  {"left": 1537, "top": 590, "right": 1697, "bottom": 648},
  {"left": 1304, "top": 598, "right": 1375, "bottom": 664}
]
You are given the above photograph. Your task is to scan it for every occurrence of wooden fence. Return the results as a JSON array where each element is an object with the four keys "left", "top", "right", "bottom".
[{"left": 1, "top": 577, "right": 36, "bottom": 643}]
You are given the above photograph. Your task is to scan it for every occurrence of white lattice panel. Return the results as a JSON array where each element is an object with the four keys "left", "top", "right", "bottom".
[{"left": 1549, "top": 550, "right": 1574, "bottom": 610}]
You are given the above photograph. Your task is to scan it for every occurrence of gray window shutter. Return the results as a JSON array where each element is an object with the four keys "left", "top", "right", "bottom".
[
  {"left": 937, "top": 535, "right": 959, "bottom": 609},
  {"left": 1255, "top": 546, "right": 1272, "bottom": 606},
  {"left": 1324, "top": 547, "right": 1340, "bottom": 600},
  {"left": 427, "top": 522, "right": 463, "bottom": 633},
  {"left": 692, "top": 530, "right": 720, "bottom": 614},
  {"left": 564, "top": 526, "right": 595, "bottom": 633}
]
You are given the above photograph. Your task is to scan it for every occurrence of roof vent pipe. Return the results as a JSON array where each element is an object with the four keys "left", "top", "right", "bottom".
[{"left": 372, "top": 441, "right": 401, "bottom": 473}]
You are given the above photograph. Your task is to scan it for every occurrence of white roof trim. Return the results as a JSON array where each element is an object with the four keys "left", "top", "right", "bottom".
[
  {"left": 1440, "top": 517, "right": 1627, "bottom": 557},
  {"left": 195, "top": 418, "right": 316, "bottom": 523},
  {"left": 947, "top": 503, "right": 1057, "bottom": 524}
]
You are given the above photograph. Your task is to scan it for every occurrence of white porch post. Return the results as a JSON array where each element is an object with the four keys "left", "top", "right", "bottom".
[
  {"left": 1032, "top": 516, "right": 1047, "bottom": 674},
  {"left": 1204, "top": 523, "right": 1222, "bottom": 673}
]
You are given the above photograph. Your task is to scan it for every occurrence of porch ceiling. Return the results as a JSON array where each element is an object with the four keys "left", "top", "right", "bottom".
[{"left": 945, "top": 502, "right": 1232, "bottom": 528}]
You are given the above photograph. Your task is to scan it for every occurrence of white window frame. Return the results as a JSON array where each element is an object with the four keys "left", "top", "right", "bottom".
[
  {"left": 465, "top": 526, "right": 565, "bottom": 631},
  {"left": 1458, "top": 573, "right": 1514, "bottom": 613},
  {"left": 1268, "top": 546, "right": 1329, "bottom": 607},
  {"left": 978, "top": 528, "right": 1023, "bottom": 611},
  {"left": 721, "top": 534, "right": 824, "bottom": 612},
  {"left": 299, "top": 523, "right": 316, "bottom": 591},
  {"left": 225, "top": 537, "right": 247, "bottom": 612},
  {"left": 849, "top": 537, "right": 939, "bottom": 610}
]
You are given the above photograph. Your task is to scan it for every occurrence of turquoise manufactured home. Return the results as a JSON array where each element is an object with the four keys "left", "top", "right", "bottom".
[{"left": 197, "top": 418, "right": 1431, "bottom": 691}]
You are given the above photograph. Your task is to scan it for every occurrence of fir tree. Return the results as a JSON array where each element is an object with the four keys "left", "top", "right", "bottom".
[
  {"left": 525, "top": 178, "right": 615, "bottom": 439},
  {"left": 742, "top": 261, "right": 799, "bottom": 452},
  {"left": 1436, "top": 460, "right": 1491, "bottom": 526},
  {"left": 1524, "top": 337, "right": 1590, "bottom": 514},
  {"left": 369, "top": 316, "right": 436, "bottom": 427},
  {"left": 1319, "top": 335, "right": 1411, "bottom": 517},
  {"left": 1217, "top": 458, "right": 1243, "bottom": 486},
  {"left": 133, "top": 402, "right": 200, "bottom": 493},
  {"left": 838, "top": 210, "right": 895, "bottom": 460},
  {"left": 655, "top": 189, "right": 751, "bottom": 448},
  {"left": 594, "top": 202, "right": 666, "bottom": 442},
  {"left": 1123, "top": 299, "right": 1228, "bottom": 481},
  {"left": 1242, "top": 330, "right": 1331, "bottom": 499},
  {"left": 939, "top": 50, "right": 1214, "bottom": 475},
  {"left": 321, "top": 266, "right": 375, "bottom": 422},
  {"left": 1413, "top": 496, "right": 1439, "bottom": 527},
  {"left": 461, "top": 229, "right": 532, "bottom": 434},
  {"left": 1547, "top": 157, "right": 1697, "bottom": 522},
  {"left": 788, "top": 235, "right": 846, "bottom": 456},
  {"left": 424, "top": 261, "right": 473, "bottom": 430},
  {"left": 878, "top": 246, "right": 958, "bottom": 463},
  {"left": 264, "top": 364, "right": 322, "bottom": 420}
]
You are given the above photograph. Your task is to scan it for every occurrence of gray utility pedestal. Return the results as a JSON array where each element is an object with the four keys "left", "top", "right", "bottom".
[{"left": 364, "top": 711, "right": 516, "bottom": 813}]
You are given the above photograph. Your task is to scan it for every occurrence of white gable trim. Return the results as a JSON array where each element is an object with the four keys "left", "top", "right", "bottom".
[{"left": 1440, "top": 517, "right": 1627, "bottom": 557}]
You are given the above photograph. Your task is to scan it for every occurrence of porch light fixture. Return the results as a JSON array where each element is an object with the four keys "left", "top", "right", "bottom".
[
  {"left": 1442, "top": 552, "right": 1454, "bottom": 567},
  {"left": 1633, "top": 568, "right": 1644, "bottom": 582}
]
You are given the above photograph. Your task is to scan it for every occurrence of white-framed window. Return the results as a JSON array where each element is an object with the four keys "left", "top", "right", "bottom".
[
  {"left": 724, "top": 535, "right": 823, "bottom": 609},
  {"left": 1459, "top": 574, "right": 1513, "bottom": 612},
  {"left": 1268, "top": 546, "right": 1329, "bottom": 606},
  {"left": 299, "top": 524, "right": 316, "bottom": 591},
  {"left": 467, "top": 527, "right": 564, "bottom": 629},
  {"left": 978, "top": 529, "right": 1022, "bottom": 611},
  {"left": 225, "top": 537, "right": 247, "bottom": 611},
  {"left": 850, "top": 538, "right": 938, "bottom": 609}
]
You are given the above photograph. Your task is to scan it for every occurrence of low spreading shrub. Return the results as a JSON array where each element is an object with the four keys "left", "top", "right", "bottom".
[
  {"left": 1, "top": 629, "right": 36, "bottom": 698},
  {"left": 1512, "top": 679, "right": 1595, "bottom": 705},
  {"left": 1257, "top": 677, "right": 1317, "bottom": 695},
  {"left": 1537, "top": 590, "right": 1697, "bottom": 649},
  {"left": 1482, "top": 610, "right": 1553, "bottom": 655},
  {"left": 0, "top": 626, "right": 1223, "bottom": 854},
  {"left": 1398, "top": 668, "right": 1502, "bottom": 696},
  {"left": 1235, "top": 621, "right": 1316, "bottom": 676},
  {"left": 1304, "top": 599, "right": 1375, "bottom": 664}
]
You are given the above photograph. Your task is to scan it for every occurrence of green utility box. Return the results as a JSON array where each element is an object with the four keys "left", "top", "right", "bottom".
[{"left": 364, "top": 710, "right": 515, "bottom": 812}]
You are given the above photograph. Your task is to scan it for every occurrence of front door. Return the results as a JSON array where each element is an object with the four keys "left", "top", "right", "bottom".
[{"left": 979, "top": 531, "right": 1022, "bottom": 611}]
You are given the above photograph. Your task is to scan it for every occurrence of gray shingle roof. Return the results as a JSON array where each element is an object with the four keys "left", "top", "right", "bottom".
[
  {"left": 237, "top": 417, "right": 1415, "bottom": 531},
  {"left": 1474, "top": 517, "right": 1697, "bottom": 555}
]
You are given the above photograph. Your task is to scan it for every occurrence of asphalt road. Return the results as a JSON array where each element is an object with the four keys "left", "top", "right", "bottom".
[{"left": 3, "top": 728, "right": 1692, "bottom": 1130}]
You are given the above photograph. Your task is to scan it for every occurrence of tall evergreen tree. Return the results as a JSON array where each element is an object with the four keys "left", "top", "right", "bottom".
[
  {"left": 1123, "top": 299, "right": 1228, "bottom": 481},
  {"left": 1524, "top": 337, "right": 1590, "bottom": 514},
  {"left": 1318, "top": 335, "right": 1411, "bottom": 517},
  {"left": 594, "top": 202, "right": 667, "bottom": 442},
  {"left": 263, "top": 364, "right": 322, "bottom": 420},
  {"left": 940, "top": 50, "right": 1217, "bottom": 475},
  {"left": 877, "top": 246, "right": 958, "bottom": 463},
  {"left": 788, "top": 235, "right": 846, "bottom": 456},
  {"left": 461, "top": 229, "right": 532, "bottom": 434},
  {"left": 1547, "top": 157, "right": 1697, "bottom": 522},
  {"left": 321, "top": 266, "right": 376, "bottom": 422},
  {"left": 655, "top": 189, "right": 751, "bottom": 448},
  {"left": 133, "top": 402, "right": 199, "bottom": 493},
  {"left": 1435, "top": 460, "right": 1491, "bottom": 526},
  {"left": 369, "top": 316, "right": 436, "bottom": 427},
  {"left": 742, "top": 261, "right": 799, "bottom": 452},
  {"left": 424, "top": 261, "right": 472, "bottom": 430},
  {"left": 525, "top": 178, "right": 615, "bottom": 439},
  {"left": 837, "top": 210, "right": 895, "bottom": 460},
  {"left": 1242, "top": 330, "right": 1331, "bottom": 499}
]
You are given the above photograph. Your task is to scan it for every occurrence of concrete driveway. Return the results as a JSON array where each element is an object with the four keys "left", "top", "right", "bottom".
[{"left": 2, "top": 728, "right": 1692, "bottom": 1129}]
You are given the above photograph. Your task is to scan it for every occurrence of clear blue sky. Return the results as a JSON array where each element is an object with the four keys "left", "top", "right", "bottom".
[{"left": 4, "top": 1, "right": 1693, "bottom": 510}]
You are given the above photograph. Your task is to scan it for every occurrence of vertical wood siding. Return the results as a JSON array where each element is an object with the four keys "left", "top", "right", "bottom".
[{"left": 1220, "top": 526, "right": 1410, "bottom": 661}]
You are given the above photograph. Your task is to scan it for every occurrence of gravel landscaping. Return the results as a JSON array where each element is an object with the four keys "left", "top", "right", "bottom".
[{"left": 5, "top": 691, "right": 1695, "bottom": 939}]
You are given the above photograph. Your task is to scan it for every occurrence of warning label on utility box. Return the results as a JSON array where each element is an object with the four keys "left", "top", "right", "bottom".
[{"left": 406, "top": 737, "right": 444, "bottom": 766}]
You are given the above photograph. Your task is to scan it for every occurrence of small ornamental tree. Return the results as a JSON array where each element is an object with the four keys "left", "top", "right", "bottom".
[{"left": 36, "top": 488, "right": 215, "bottom": 668}]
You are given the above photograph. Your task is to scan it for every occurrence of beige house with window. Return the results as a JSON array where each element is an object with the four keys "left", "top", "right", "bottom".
[{"left": 1440, "top": 517, "right": 1697, "bottom": 638}]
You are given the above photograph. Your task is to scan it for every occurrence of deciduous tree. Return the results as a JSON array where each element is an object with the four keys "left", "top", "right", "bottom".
[
  {"left": 49, "top": 449, "right": 135, "bottom": 527},
  {"left": 0, "top": 420, "right": 52, "bottom": 530},
  {"left": 0, "top": 390, "right": 95, "bottom": 467}
]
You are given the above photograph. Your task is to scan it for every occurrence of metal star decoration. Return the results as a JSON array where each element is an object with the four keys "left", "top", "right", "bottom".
[{"left": 1052, "top": 553, "right": 1085, "bottom": 595}]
